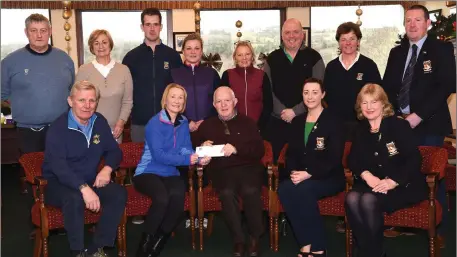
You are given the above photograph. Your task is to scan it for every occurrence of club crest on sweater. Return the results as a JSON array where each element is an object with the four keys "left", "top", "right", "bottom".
[{"left": 93, "top": 134, "right": 100, "bottom": 144}]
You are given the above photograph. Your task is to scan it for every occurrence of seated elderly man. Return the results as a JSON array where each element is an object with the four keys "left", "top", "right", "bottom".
[
  {"left": 196, "top": 86, "right": 265, "bottom": 257},
  {"left": 42, "top": 80, "right": 127, "bottom": 257}
]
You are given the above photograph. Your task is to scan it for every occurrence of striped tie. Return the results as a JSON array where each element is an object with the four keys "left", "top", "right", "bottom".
[{"left": 398, "top": 44, "right": 418, "bottom": 110}]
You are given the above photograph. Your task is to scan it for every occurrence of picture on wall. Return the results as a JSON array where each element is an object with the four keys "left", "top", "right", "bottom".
[
  {"left": 302, "top": 27, "right": 311, "bottom": 47},
  {"left": 173, "top": 32, "right": 193, "bottom": 53},
  {"left": 428, "top": 9, "right": 442, "bottom": 22}
]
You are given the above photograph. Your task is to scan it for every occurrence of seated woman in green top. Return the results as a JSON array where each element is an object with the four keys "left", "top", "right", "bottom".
[{"left": 278, "top": 78, "right": 346, "bottom": 257}]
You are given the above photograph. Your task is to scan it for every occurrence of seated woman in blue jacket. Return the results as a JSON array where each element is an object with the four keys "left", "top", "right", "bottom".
[
  {"left": 133, "top": 83, "right": 210, "bottom": 257},
  {"left": 278, "top": 78, "right": 345, "bottom": 257},
  {"left": 345, "top": 84, "right": 426, "bottom": 257}
]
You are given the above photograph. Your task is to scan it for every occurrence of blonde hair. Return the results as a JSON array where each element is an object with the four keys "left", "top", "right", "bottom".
[
  {"left": 161, "top": 83, "right": 188, "bottom": 113},
  {"left": 70, "top": 80, "right": 100, "bottom": 100},
  {"left": 233, "top": 41, "right": 256, "bottom": 66},
  {"left": 88, "top": 29, "right": 114, "bottom": 55},
  {"left": 355, "top": 83, "right": 394, "bottom": 120}
]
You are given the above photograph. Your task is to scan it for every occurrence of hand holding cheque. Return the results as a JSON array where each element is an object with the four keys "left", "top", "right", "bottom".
[{"left": 197, "top": 140, "right": 237, "bottom": 158}]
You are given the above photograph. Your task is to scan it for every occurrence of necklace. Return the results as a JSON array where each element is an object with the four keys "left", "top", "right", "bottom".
[{"left": 370, "top": 127, "right": 379, "bottom": 133}]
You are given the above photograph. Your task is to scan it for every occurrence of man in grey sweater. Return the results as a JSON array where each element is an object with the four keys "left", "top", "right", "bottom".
[
  {"left": 1, "top": 13, "right": 74, "bottom": 154},
  {"left": 1, "top": 13, "right": 74, "bottom": 237}
]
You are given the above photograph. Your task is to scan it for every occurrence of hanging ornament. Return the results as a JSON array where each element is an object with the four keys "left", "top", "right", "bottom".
[
  {"left": 62, "top": 1, "right": 72, "bottom": 54},
  {"left": 193, "top": 1, "right": 201, "bottom": 34},
  {"left": 235, "top": 20, "right": 243, "bottom": 41},
  {"left": 201, "top": 53, "right": 223, "bottom": 72},
  {"left": 356, "top": 4, "right": 363, "bottom": 26}
]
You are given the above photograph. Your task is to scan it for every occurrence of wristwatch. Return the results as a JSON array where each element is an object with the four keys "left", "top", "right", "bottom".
[{"left": 79, "top": 183, "right": 89, "bottom": 190}]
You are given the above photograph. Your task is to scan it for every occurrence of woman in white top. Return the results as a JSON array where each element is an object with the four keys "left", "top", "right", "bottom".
[{"left": 76, "top": 29, "right": 133, "bottom": 143}]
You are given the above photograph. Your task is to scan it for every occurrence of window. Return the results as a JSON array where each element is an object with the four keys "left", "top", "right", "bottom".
[
  {"left": 80, "top": 11, "right": 168, "bottom": 63},
  {"left": 200, "top": 10, "right": 281, "bottom": 74},
  {"left": 311, "top": 5, "right": 405, "bottom": 76},
  {"left": 450, "top": 7, "right": 456, "bottom": 15},
  {"left": 1, "top": 9, "right": 50, "bottom": 60}
]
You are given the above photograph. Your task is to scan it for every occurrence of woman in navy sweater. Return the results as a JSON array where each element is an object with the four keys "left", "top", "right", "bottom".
[{"left": 133, "top": 83, "right": 210, "bottom": 257}]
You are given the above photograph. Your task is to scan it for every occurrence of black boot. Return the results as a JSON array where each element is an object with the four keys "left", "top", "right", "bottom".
[
  {"left": 136, "top": 232, "right": 154, "bottom": 257},
  {"left": 149, "top": 229, "right": 171, "bottom": 257}
]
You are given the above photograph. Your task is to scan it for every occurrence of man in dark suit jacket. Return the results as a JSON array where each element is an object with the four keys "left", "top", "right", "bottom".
[{"left": 382, "top": 4, "right": 455, "bottom": 245}]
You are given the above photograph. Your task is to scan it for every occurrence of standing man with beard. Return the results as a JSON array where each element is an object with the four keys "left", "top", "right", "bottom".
[
  {"left": 122, "top": 7, "right": 182, "bottom": 225},
  {"left": 264, "top": 18, "right": 325, "bottom": 166},
  {"left": 123, "top": 8, "right": 182, "bottom": 143}
]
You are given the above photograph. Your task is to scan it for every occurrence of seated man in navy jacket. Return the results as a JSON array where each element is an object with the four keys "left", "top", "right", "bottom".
[{"left": 42, "top": 80, "right": 127, "bottom": 257}]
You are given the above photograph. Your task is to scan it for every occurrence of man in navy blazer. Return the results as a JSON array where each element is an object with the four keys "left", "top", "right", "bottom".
[{"left": 382, "top": 4, "right": 455, "bottom": 245}]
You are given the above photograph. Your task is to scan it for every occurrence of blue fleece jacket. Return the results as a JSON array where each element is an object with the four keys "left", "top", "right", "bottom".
[
  {"left": 42, "top": 110, "right": 122, "bottom": 190},
  {"left": 134, "top": 109, "right": 193, "bottom": 177},
  {"left": 1, "top": 45, "right": 75, "bottom": 128}
]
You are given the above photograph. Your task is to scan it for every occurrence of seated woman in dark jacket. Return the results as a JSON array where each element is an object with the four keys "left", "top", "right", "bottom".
[
  {"left": 278, "top": 78, "right": 346, "bottom": 257},
  {"left": 345, "top": 83, "right": 426, "bottom": 257}
]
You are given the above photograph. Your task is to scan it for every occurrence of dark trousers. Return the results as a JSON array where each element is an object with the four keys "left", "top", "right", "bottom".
[
  {"left": 213, "top": 165, "right": 264, "bottom": 244},
  {"left": 17, "top": 126, "right": 49, "bottom": 230},
  {"left": 278, "top": 177, "right": 344, "bottom": 251},
  {"left": 45, "top": 181, "right": 127, "bottom": 251},
  {"left": 418, "top": 135, "right": 447, "bottom": 236},
  {"left": 133, "top": 173, "right": 185, "bottom": 234}
]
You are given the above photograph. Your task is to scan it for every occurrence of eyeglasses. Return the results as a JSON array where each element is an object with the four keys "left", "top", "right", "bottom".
[
  {"left": 234, "top": 40, "right": 251, "bottom": 46},
  {"left": 222, "top": 121, "right": 230, "bottom": 135}
]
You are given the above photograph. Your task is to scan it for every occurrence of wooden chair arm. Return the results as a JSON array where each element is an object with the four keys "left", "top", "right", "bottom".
[
  {"left": 34, "top": 176, "right": 48, "bottom": 204},
  {"left": 113, "top": 169, "right": 126, "bottom": 185}
]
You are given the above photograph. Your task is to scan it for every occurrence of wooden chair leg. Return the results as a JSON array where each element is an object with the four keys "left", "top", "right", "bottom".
[
  {"left": 429, "top": 235, "right": 437, "bottom": 257},
  {"left": 274, "top": 217, "right": 279, "bottom": 252},
  {"left": 42, "top": 235, "right": 49, "bottom": 257},
  {"left": 199, "top": 217, "right": 204, "bottom": 251},
  {"left": 33, "top": 228, "right": 42, "bottom": 257},
  {"left": 206, "top": 213, "right": 214, "bottom": 236},
  {"left": 190, "top": 213, "right": 196, "bottom": 250},
  {"left": 447, "top": 192, "right": 450, "bottom": 211},
  {"left": 269, "top": 216, "right": 273, "bottom": 250}
]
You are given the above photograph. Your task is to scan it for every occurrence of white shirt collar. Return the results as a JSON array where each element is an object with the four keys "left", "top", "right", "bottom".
[
  {"left": 92, "top": 59, "right": 116, "bottom": 78},
  {"left": 338, "top": 52, "right": 360, "bottom": 71}
]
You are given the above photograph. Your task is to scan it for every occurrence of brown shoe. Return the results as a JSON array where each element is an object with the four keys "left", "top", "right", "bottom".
[
  {"left": 233, "top": 242, "right": 244, "bottom": 257},
  {"left": 248, "top": 237, "right": 260, "bottom": 257},
  {"left": 383, "top": 227, "right": 416, "bottom": 238},
  {"left": 438, "top": 235, "right": 446, "bottom": 249}
]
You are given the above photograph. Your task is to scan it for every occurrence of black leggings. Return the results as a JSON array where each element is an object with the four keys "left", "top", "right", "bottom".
[
  {"left": 345, "top": 191, "right": 384, "bottom": 257},
  {"left": 133, "top": 173, "right": 185, "bottom": 235}
]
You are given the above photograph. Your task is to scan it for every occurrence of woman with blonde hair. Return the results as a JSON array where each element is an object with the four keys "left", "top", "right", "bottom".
[
  {"left": 221, "top": 40, "right": 272, "bottom": 134},
  {"left": 345, "top": 83, "right": 426, "bottom": 257},
  {"left": 76, "top": 29, "right": 133, "bottom": 143},
  {"left": 133, "top": 84, "right": 210, "bottom": 257}
]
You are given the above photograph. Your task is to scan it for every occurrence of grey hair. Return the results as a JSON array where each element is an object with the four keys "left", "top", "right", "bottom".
[
  {"left": 25, "top": 13, "right": 51, "bottom": 29},
  {"left": 213, "top": 86, "right": 236, "bottom": 102}
]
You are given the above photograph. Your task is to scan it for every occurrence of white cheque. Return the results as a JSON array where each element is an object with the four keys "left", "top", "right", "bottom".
[{"left": 196, "top": 144, "right": 225, "bottom": 157}]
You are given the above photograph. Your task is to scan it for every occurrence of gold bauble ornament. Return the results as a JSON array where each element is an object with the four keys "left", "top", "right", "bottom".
[
  {"left": 356, "top": 20, "right": 362, "bottom": 26},
  {"left": 65, "top": 35, "right": 71, "bottom": 41},
  {"left": 356, "top": 8, "right": 363, "bottom": 16},
  {"left": 193, "top": 2, "right": 201, "bottom": 10},
  {"left": 236, "top": 32, "right": 242, "bottom": 38},
  {"left": 64, "top": 22, "right": 71, "bottom": 31},
  {"left": 235, "top": 20, "right": 242, "bottom": 28},
  {"left": 62, "top": 10, "right": 72, "bottom": 19}
]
